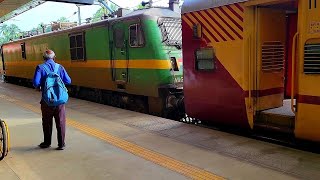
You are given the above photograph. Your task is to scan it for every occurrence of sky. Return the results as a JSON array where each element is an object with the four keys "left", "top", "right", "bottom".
[{"left": 4, "top": 0, "right": 171, "bottom": 31}]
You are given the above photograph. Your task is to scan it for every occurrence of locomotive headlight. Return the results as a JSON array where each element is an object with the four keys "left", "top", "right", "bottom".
[{"left": 170, "top": 57, "right": 179, "bottom": 71}]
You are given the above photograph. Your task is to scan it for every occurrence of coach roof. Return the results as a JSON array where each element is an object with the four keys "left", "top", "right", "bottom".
[{"left": 182, "top": 0, "right": 248, "bottom": 14}]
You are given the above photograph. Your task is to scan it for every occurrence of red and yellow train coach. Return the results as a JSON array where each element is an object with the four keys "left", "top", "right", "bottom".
[{"left": 182, "top": 0, "right": 320, "bottom": 142}]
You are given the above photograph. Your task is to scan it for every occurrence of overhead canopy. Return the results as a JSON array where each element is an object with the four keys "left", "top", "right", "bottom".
[
  {"left": 0, "top": 0, "right": 31, "bottom": 17},
  {"left": 0, "top": 0, "right": 94, "bottom": 23},
  {"left": 0, "top": 0, "right": 44, "bottom": 23}
]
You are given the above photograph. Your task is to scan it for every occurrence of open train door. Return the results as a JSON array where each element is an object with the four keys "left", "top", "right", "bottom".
[
  {"left": 254, "top": 7, "right": 286, "bottom": 111},
  {"left": 110, "top": 21, "right": 129, "bottom": 89},
  {"left": 294, "top": 0, "right": 320, "bottom": 141}
]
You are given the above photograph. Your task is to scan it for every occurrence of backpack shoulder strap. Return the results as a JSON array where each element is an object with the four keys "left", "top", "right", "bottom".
[
  {"left": 40, "top": 64, "right": 50, "bottom": 75},
  {"left": 54, "top": 63, "right": 60, "bottom": 74}
]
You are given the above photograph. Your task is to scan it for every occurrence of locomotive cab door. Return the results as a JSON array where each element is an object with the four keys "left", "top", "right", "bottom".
[{"left": 110, "top": 22, "right": 129, "bottom": 87}]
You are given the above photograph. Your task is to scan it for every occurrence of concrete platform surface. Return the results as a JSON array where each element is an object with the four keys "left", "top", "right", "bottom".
[{"left": 0, "top": 82, "right": 319, "bottom": 180}]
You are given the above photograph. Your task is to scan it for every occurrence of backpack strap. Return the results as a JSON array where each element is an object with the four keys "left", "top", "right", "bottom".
[
  {"left": 40, "top": 64, "right": 51, "bottom": 75},
  {"left": 54, "top": 63, "right": 60, "bottom": 74}
]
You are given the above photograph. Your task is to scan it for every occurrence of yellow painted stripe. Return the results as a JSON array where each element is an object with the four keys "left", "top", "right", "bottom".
[
  {"left": 183, "top": 14, "right": 216, "bottom": 44},
  {"left": 5, "top": 60, "right": 172, "bottom": 69},
  {"left": 182, "top": 15, "right": 193, "bottom": 28},
  {"left": 205, "top": 9, "right": 239, "bottom": 40},
  {"left": 230, "top": 4, "right": 244, "bottom": 18},
  {"left": 193, "top": 11, "right": 229, "bottom": 41},
  {"left": 214, "top": 8, "right": 243, "bottom": 36},
  {"left": 221, "top": 6, "right": 243, "bottom": 27},
  {"left": 198, "top": 11, "right": 234, "bottom": 41},
  {"left": 0, "top": 94, "right": 225, "bottom": 180},
  {"left": 186, "top": 13, "right": 221, "bottom": 43}
]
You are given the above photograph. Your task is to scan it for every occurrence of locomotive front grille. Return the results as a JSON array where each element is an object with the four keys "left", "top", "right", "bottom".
[
  {"left": 304, "top": 43, "right": 320, "bottom": 74},
  {"left": 261, "top": 41, "right": 285, "bottom": 72}
]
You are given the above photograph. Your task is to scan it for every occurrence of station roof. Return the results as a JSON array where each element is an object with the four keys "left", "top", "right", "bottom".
[{"left": 0, "top": 0, "right": 43, "bottom": 23}]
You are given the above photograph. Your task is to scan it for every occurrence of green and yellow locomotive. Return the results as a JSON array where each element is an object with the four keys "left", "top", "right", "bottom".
[{"left": 0, "top": 7, "right": 184, "bottom": 119}]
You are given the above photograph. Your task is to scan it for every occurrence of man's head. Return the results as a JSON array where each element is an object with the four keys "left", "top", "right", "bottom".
[{"left": 43, "top": 49, "right": 55, "bottom": 61}]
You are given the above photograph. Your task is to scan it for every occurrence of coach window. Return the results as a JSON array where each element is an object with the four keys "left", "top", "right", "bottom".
[
  {"left": 69, "top": 33, "right": 85, "bottom": 61},
  {"left": 195, "top": 48, "right": 215, "bottom": 71},
  {"left": 129, "top": 24, "right": 144, "bottom": 47},
  {"left": 21, "top": 42, "right": 26, "bottom": 59}
]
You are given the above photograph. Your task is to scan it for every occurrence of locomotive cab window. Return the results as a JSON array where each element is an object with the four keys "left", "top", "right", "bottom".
[
  {"left": 69, "top": 33, "right": 85, "bottom": 61},
  {"left": 129, "top": 24, "right": 144, "bottom": 47},
  {"left": 195, "top": 48, "right": 215, "bottom": 71},
  {"left": 21, "top": 42, "right": 26, "bottom": 59}
]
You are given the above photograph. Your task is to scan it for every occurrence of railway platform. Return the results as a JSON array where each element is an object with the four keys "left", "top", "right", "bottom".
[{"left": 0, "top": 82, "right": 319, "bottom": 180}]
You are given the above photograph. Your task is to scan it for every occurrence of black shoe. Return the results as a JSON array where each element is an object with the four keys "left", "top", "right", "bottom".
[
  {"left": 39, "top": 142, "right": 51, "bottom": 148},
  {"left": 56, "top": 145, "right": 65, "bottom": 150}
]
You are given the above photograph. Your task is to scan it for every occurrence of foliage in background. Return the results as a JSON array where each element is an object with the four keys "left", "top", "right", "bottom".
[
  {"left": 0, "top": 24, "right": 22, "bottom": 45},
  {"left": 91, "top": 3, "right": 118, "bottom": 22}
]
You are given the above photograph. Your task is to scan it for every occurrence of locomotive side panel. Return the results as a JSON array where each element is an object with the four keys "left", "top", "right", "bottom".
[
  {"left": 3, "top": 34, "right": 70, "bottom": 80},
  {"left": 67, "top": 26, "right": 116, "bottom": 90}
]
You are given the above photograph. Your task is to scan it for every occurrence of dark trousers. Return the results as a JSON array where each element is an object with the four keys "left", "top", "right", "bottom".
[{"left": 41, "top": 101, "right": 66, "bottom": 146}]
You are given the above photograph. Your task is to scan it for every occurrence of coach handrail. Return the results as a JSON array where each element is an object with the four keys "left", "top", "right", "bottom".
[
  {"left": 291, "top": 32, "right": 299, "bottom": 114},
  {"left": 248, "top": 35, "right": 252, "bottom": 110}
]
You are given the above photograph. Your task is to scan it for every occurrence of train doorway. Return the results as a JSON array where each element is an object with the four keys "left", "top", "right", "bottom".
[
  {"left": 253, "top": 1, "right": 298, "bottom": 134},
  {"left": 110, "top": 22, "right": 129, "bottom": 87}
]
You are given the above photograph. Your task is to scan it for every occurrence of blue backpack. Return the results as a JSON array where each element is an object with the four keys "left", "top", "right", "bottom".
[{"left": 40, "top": 63, "right": 69, "bottom": 106}]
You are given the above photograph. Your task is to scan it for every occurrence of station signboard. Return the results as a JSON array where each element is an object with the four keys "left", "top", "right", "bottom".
[{"left": 45, "top": 0, "right": 94, "bottom": 5}]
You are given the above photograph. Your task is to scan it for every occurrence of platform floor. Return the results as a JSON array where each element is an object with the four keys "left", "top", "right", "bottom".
[{"left": 0, "top": 82, "right": 320, "bottom": 180}]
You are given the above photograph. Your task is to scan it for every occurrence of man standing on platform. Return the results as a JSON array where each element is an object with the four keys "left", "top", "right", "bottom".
[{"left": 33, "top": 49, "right": 71, "bottom": 150}]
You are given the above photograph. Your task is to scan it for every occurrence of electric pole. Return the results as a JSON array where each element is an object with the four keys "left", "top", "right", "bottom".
[{"left": 77, "top": 5, "right": 81, "bottom": 25}]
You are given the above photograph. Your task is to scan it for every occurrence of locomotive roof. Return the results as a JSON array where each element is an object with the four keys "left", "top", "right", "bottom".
[
  {"left": 1, "top": 7, "right": 180, "bottom": 45},
  {"left": 182, "top": 0, "right": 248, "bottom": 14},
  {"left": 122, "top": 7, "right": 180, "bottom": 19}
]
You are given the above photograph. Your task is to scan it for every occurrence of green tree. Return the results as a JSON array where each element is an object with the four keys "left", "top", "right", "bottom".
[
  {"left": 0, "top": 24, "right": 21, "bottom": 45},
  {"left": 56, "top": 17, "right": 70, "bottom": 22},
  {"left": 91, "top": 4, "right": 118, "bottom": 22},
  {"left": 136, "top": 4, "right": 145, "bottom": 10}
]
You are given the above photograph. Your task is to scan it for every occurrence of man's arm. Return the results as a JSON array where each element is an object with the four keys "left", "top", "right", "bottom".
[
  {"left": 60, "top": 66, "right": 71, "bottom": 85},
  {"left": 33, "top": 65, "right": 41, "bottom": 89}
]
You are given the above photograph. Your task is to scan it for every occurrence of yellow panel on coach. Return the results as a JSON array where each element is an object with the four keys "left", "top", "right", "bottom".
[{"left": 295, "top": 0, "right": 320, "bottom": 141}]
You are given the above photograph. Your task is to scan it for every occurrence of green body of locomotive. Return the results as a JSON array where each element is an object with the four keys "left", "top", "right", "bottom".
[{"left": 0, "top": 8, "right": 184, "bottom": 118}]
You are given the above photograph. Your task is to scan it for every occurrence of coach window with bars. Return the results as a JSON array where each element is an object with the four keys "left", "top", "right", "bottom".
[
  {"left": 69, "top": 33, "right": 85, "bottom": 61},
  {"left": 195, "top": 48, "right": 215, "bottom": 71},
  {"left": 129, "top": 24, "right": 144, "bottom": 47}
]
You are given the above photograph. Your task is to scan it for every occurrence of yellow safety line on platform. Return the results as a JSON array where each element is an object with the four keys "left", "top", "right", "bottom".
[{"left": 0, "top": 94, "right": 224, "bottom": 180}]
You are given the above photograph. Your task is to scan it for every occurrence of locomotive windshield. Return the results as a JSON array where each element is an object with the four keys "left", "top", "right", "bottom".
[{"left": 158, "top": 17, "right": 182, "bottom": 49}]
